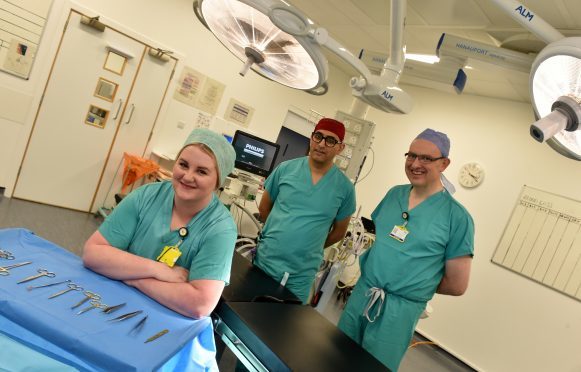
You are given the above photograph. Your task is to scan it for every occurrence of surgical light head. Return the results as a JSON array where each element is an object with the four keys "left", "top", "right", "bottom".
[
  {"left": 193, "top": 0, "right": 328, "bottom": 91},
  {"left": 528, "top": 37, "right": 581, "bottom": 160},
  {"left": 486, "top": 0, "right": 581, "bottom": 160}
]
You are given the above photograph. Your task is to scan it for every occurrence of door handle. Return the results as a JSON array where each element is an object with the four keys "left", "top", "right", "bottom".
[
  {"left": 124, "top": 104, "right": 135, "bottom": 125},
  {"left": 112, "top": 99, "right": 123, "bottom": 120}
]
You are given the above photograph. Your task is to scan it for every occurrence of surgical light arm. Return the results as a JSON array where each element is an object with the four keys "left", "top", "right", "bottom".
[{"left": 269, "top": 0, "right": 413, "bottom": 114}]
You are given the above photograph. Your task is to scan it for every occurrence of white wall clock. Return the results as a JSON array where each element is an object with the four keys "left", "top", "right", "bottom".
[{"left": 458, "top": 162, "right": 485, "bottom": 188}]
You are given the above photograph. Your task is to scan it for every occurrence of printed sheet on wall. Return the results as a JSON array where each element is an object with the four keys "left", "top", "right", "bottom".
[
  {"left": 0, "top": 0, "right": 52, "bottom": 79},
  {"left": 492, "top": 185, "right": 581, "bottom": 301}
]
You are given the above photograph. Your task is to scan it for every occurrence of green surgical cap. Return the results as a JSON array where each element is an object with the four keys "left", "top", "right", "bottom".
[{"left": 181, "top": 128, "right": 235, "bottom": 186}]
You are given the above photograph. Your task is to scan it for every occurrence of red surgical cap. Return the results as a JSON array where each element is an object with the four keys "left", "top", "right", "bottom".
[{"left": 314, "top": 118, "right": 346, "bottom": 142}]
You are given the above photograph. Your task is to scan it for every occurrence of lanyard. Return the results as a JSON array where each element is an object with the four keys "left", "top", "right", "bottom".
[
  {"left": 175, "top": 227, "right": 189, "bottom": 248},
  {"left": 156, "top": 227, "right": 188, "bottom": 267}
]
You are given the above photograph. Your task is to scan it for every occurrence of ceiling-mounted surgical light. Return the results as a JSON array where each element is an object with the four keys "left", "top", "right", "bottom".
[
  {"left": 193, "top": 0, "right": 414, "bottom": 114},
  {"left": 489, "top": 0, "right": 581, "bottom": 160},
  {"left": 529, "top": 38, "right": 581, "bottom": 159},
  {"left": 193, "top": 0, "right": 327, "bottom": 91}
]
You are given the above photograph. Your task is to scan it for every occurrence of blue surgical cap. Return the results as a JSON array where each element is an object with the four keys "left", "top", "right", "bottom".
[
  {"left": 181, "top": 128, "right": 235, "bottom": 186},
  {"left": 415, "top": 128, "right": 450, "bottom": 157}
]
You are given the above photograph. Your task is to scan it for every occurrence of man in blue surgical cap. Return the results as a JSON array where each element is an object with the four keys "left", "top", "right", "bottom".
[{"left": 338, "top": 129, "right": 474, "bottom": 371}]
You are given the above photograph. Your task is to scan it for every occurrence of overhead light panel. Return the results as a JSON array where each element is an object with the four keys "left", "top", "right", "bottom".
[{"left": 406, "top": 53, "right": 440, "bottom": 64}]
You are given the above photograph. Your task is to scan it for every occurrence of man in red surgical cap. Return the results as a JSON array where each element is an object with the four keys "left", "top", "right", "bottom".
[{"left": 254, "top": 118, "right": 356, "bottom": 304}]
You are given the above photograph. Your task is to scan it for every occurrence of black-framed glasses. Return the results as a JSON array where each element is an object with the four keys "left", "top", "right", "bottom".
[
  {"left": 404, "top": 152, "right": 446, "bottom": 164},
  {"left": 311, "top": 131, "right": 341, "bottom": 147}
]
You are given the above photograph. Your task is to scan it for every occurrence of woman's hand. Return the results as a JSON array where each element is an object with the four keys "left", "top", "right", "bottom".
[
  {"left": 124, "top": 265, "right": 188, "bottom": 286},
  {"left": 155, "top": 263, "right": 190, "bottom": 283}
]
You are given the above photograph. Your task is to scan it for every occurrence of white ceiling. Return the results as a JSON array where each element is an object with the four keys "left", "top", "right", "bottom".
[{"left": 286, "top": 0, "right": 581, "bottom": 103}]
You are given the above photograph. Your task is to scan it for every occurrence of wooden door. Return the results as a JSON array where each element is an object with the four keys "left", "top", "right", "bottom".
[{"left": 93, "top": 51, "right": 176, "bottom": 212}]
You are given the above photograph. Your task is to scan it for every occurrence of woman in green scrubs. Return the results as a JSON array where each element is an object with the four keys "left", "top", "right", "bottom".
[{"left": 83, "top": 128, "right": 237, "bottom": 319}]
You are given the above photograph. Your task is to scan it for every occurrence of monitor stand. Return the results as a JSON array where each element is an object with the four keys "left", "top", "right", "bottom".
[{"left": 233, "top": 169, "right": 264, "bottom": 185}]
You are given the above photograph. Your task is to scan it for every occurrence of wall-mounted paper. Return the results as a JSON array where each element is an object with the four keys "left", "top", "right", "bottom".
[
  {"left": 225, "top": 98, "right": 254, "bottom": 127},
  {"left": 173, "top": 66, "right": 224, "bottom": 115}
]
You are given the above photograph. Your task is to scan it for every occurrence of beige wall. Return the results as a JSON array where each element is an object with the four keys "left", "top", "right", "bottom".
[{"left": 0, "top": 0, "right": 580, "bottom": 371}]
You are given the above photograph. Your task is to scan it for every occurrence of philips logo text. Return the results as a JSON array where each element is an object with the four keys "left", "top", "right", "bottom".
[{"left": 244, "top": 144, "right": 265, "bottom": 158}]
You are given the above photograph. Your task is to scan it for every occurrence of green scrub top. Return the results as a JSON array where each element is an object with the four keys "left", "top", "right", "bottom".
[
  {"left": 254, "top": 157, "right": 356, "bottom": 303},
  {"left": 365, "top": 184, "right": 474, "bottom": 301},
  {"left": 338, "top": 184, "right": 474, "bottom": 371},
  {"left": 99, "top": 181, "right": 237, "bottom": 284}
]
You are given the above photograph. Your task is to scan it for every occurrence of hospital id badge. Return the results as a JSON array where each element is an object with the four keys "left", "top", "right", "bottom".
[
  {"left": 156, "top": 245, "right": 182, "bottom": 267},
  {"left": 389, "top": 225, "right": 409, "bottom": 242}
]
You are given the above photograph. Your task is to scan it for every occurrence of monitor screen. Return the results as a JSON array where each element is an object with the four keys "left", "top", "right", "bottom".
[
  {"left": 232, "top": 130, "right": 280, "bottom": 177},
  {"left": 223, "top": 134, "right": 233, "bottom": 143}
]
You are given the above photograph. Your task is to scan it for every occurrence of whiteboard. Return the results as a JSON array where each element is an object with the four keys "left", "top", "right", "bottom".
[
  {"left": 0, "top": 0, "right": 52, "bottom": 79},
  {"left": 492, "top": 185, "right": 581, "bottom": 301}
]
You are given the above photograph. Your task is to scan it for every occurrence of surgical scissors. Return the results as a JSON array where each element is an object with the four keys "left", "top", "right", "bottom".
[
  {"left": 0, "top": 261, "right": 32, "bottom": 275},
  {"left": 0, "top": 250, "right": 15, "bottom": 260}
]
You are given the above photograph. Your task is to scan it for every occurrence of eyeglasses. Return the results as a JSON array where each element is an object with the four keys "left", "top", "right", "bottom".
[
  {"left": 404, "top": 152, "right": 446, "bottom": 164},
  {"left": 311, "top": 131, "right": 341, "bottom": 147}
]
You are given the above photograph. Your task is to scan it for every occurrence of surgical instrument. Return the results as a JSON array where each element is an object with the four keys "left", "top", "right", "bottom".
[
  {"left": 102, "top": 303, "right": 126, "bottom": 314},
  {"left": 77, "top": 299, "right": 107, "bottom": 315},
  {"left": 0, "top": 250, "right": 14, "bottom": 260},
  {"left": 71, "top": 291, "right": 100, "bottom": 309},
  {"left": 108, "top": 310, "right": 143, "bottom": 322},
  {"left": 0, "top": 261, "right": 32, "bottom": 275},
  {"left": 48, "top": 283, "right": 83, "bottom": 299},
  {"left": 129, "top": 315, "right": 148, "bottom": 335},
  {"left": 17, "top": 268, "right": 56, "bottom": 284},
  {"left": 144, "top": 329, "right": 169, "bottom": 343},
  {"left": 27, "top": 279, "right": 71, "bottom": 291}
]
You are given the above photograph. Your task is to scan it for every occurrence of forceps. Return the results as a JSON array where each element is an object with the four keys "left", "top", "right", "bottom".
[
  {"left": 0, "top": 261, "right": 32, "bottom": 275},
  {"left": 17, "top": 268, "right": 56, "bottom": 284},
  {"left": 129, "top": 315, "right": 148, "bottom": 335},
  {"left": 0, "top": 250, "right": 14, "bottom": 260},
  {"left": 48, "top": 283, "right": 83, "bottom": 299},
  {"left": 27, "top": 279, "right": 71, "bottom": 291}
]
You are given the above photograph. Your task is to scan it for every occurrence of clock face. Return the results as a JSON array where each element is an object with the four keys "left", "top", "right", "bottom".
[{"left": 458, "top": 162, "right": 484, "bottom": 188}]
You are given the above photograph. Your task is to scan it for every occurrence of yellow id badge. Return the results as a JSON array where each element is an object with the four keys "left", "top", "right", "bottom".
[
  {"left": 156, "top": 245, "right": 182, "bottom": 267},
  {"left": 389, "top": 225, "right": 409, "bottom": 242}
]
